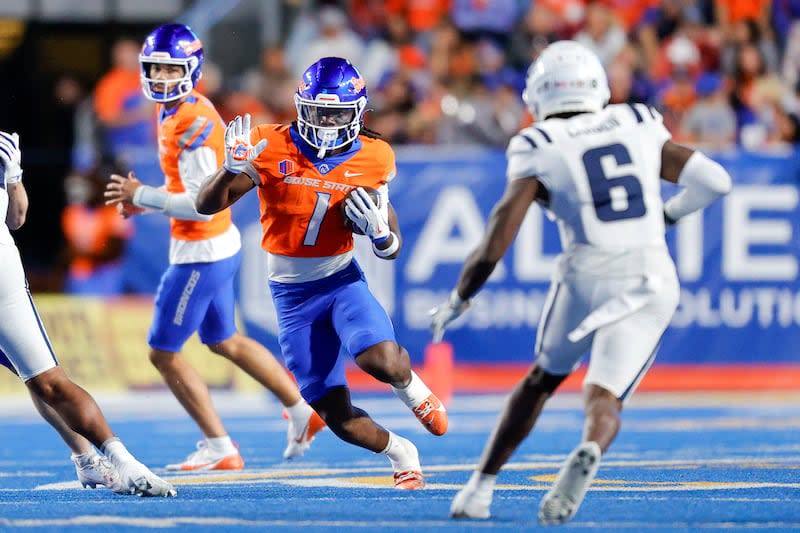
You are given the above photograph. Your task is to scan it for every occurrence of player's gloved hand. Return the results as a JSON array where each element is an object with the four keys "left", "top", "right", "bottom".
[
  {"left": 0, "top": 131, "right": 23, "bottom": 183},
  {"left": 344, "top": 187, "right": 390, "bottom": 242},
  {"left": 224, "top": 113, "right": 267, "bottom": 174},
  {"left": 429, "top": 290, "right": 471, "bottom": 343}
]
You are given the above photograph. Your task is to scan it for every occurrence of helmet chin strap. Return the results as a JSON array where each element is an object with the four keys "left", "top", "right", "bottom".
[{"left": 316, "top": 128, "right": 338, "bottom": 158}]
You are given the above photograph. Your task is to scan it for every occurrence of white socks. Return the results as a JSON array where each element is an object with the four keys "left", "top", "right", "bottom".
[
  {"left": 466, "top": 470, "right": 497, "bottom": 494},
  {"left": 391, "top": 370, "right": 432, "bottom": 410},
  {"left": 206, "top": 435, "right": 237, "bottom": 455},
  {"left": 70, "top": 448, "right": 99, "bottom": 466},
  {"left": 101, "top": 437, "right": 136, "bottom": 466},
  {"left": 285, "top": 399, "right": 313, "bottom": 429},
  {"left": 380, "top": 431, "right": 420, "bottom": 472}
]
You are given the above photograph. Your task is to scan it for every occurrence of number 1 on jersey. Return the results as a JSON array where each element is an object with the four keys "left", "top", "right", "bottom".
[
  {"left": 303, "top": 191, "right": 331, "bottom": 246},
  {"left": 582, "top": 143, "right": 646, "bottom": 222}
]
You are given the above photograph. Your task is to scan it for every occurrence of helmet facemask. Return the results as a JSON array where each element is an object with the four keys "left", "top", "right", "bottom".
[
  {"left": 294, "top": 94, "right": 366, "bottom": 158},
  {"left": 140, "top": 55, "right": 200, "bottom": 103}
]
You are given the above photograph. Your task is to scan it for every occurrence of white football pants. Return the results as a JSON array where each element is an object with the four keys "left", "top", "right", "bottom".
[{"left": 0, "top": 243, "right": 58, "bottom": 381}]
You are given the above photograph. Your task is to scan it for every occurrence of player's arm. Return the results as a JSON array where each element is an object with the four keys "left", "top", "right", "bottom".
[
  {"left": 659, "top": 140, "right": 732, "bottom": 226},
  {"left": 430, "top": 130, "right": 544, "bottom": 342},
  {"left": 196, "top": 168, "right": 255, "bottom": 214},
  {"left": 430, "top": 177, "right": 539, "bottom": 342},
  {"left": 0, "top": 131, "right": 26, "bottom": 229},
  {"left": 105, "top": 166, "right": 213, "bottom": 221},
  {"left": 457, "top": 177, "right": 539, "bottom": 300},
  {"left": 5, "top": 182, "right": 28, "bottom": 230}
]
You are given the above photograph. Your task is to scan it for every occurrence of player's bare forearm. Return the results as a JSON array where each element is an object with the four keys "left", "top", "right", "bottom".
[
  {"left": 456, "top": 178, "right": 539, "bottom": 300},
  {"left": 5, "top": 182, "right": 28, "bottom": 230},
  {"left": 196, "top": 168, "right": 254, "bottom": 214}
]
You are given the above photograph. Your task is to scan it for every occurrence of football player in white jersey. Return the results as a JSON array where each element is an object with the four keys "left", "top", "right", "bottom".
[
  {"left": 0, "top": 131, "right": 175, "bottom": 497},
  {"left": 430, "top": 41, "right": 731, "bottom": 524}
]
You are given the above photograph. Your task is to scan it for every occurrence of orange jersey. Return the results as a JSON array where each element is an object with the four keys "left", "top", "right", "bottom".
[
  {"left": 250, "top": 124, "right": 395, "bottom": 257},
  {"left": 157, "top": 90, "right": 232, "bottom": 241}
]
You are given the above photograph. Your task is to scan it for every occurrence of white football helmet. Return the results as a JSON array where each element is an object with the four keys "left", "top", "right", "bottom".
[{"left": 523, "top": 41, "right": 610, "bottom": 120}]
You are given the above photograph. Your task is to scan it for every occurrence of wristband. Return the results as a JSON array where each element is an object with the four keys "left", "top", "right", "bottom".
[
  {"left": 133, "top": 185, "right": 169, "bottom": 211},
  {"left": 372, "top": 233, "right": 391, "bottom": 246},
  {"left": 373, "top": 232, "right": 400, "bottom": 258}
]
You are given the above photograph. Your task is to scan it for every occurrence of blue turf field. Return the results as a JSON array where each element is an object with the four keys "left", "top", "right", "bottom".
[{"left": 1, "top": 391, "right": 799, "bottom": 532}]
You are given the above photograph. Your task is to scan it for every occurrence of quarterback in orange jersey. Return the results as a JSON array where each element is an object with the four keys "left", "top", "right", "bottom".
[
  {"left": 197, "top": 57, "right": 448, "bottom": 490},
  {"left": 103, "top": 23, "right": 324, "bottom": 471}
]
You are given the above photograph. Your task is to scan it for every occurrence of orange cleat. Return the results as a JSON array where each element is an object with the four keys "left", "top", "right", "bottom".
[
  {"left": 411, "top": 394, "right": 448, "bottom": 436},
  {"left": 394, "top": 470, "right": 425, "bottom": 490},
  {"left": 165, "top": 441, "right": 245, "bottom": 471}
]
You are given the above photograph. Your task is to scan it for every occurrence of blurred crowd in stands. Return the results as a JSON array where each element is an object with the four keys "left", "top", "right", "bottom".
[{"left": 51, "top": 0, "right": 800, "bottom": 294}]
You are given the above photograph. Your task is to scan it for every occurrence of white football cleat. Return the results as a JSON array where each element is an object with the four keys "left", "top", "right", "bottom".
[
  {"left": 72, "top": 453, "right": 120, "bottom": 489},
  {"left": 538, "top": 441, "right": 601, "bottom": 525},
  {"left": 450, "top": 483, "right": 492, "bottom": 519},
  {"left": 283, "top": 411, "right": 326, "bottom": 460},
  {"left": 114, "top": 460, "right": 177, "bottom": 497}
]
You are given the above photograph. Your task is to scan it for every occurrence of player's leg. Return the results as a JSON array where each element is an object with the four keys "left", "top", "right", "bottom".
[
  {"left": 208, "top": 333, "right": 299, "bottom": 406},
  {"left": 311, "top": 386, "right": 424, "bottom": 490},
  {"left": 452, "top": 281, "right": 591, "bottom": 519},
  {"left": 538, "top": 273, "right": 679, "bottom": 525},
  {"left": 270, "top": 269, "right": 422, "bottom": 488},
  {"left": 450, "top": 365, "right": 568, "bottom": 519},
  {"left": 0, "top": 248, "right": 174, "bottom": 496},
  {"left": 28, "top": 389, "right": 121, "bottom": 489},
  {"left": 207, "top": 333, "right": 325, "bottom": 459},
  {"left": 147, "top": 261, "right": 242, "bottom": 471},
  {"left": 332, "top": 262, "right": 447, "bottom": 435},
  {"left": 356, "top": 341, "right": 449, "bottom": 436},
  {"left": 29, "top": 389, "right": 93, "bottom": 454},
  {"left": 199, "top": 255, "right": 324, "bottom": 459},
  {"left": 26, "top": 368, "right": 174, "bottom": 496},
  {"left": 26, "top": 368, "right": 112, "bottom": 447}
]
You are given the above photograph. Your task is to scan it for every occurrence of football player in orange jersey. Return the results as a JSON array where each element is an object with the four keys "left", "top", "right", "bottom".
[
  {"left": 196, "top": 57, "right": 448, "bottom": 490},
  {"left": 103, "top": 23, "right": 324, "bottom": 471}
]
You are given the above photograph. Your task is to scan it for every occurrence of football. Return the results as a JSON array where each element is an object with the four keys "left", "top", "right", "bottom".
[{"left": 341, "top": 186, "right": 381, "bottom": 235}]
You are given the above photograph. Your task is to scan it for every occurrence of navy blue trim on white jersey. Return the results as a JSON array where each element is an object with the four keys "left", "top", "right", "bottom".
[
  {"left": 533, "top": 126, "right": 552, "bottom": 143},
  {"left": 627, "top": 103, "right": 643, "bottom": 123}
]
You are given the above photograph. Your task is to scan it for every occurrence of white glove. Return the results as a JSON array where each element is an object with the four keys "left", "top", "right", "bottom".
[
  {"left": 344, "top": 187, "right": 390, "bottom": 242},
  {"left": 0, "top": 131, "right": 22, "bottom": 183},
  {"left": 223, "top": 114, "right": 267, "bottom": 175},
  {"left": 429, "top": 290, "right": 471, "bottom": 343}
]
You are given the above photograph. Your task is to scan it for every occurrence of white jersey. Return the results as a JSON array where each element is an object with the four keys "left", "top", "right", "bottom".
[
  {"left": 507, "top": 103, "right": 673, "bottom": 280},
  {"left": 507, "top": 104, "right": 681, "bottom": 398}
]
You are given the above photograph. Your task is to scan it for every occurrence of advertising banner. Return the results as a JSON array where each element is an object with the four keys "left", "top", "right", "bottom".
[
  {"left": 122, "top": 148, "right": 800, "bottom": 366},
  {"left": 0, "top": 296, "right": 262, "bottom": 395}
]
